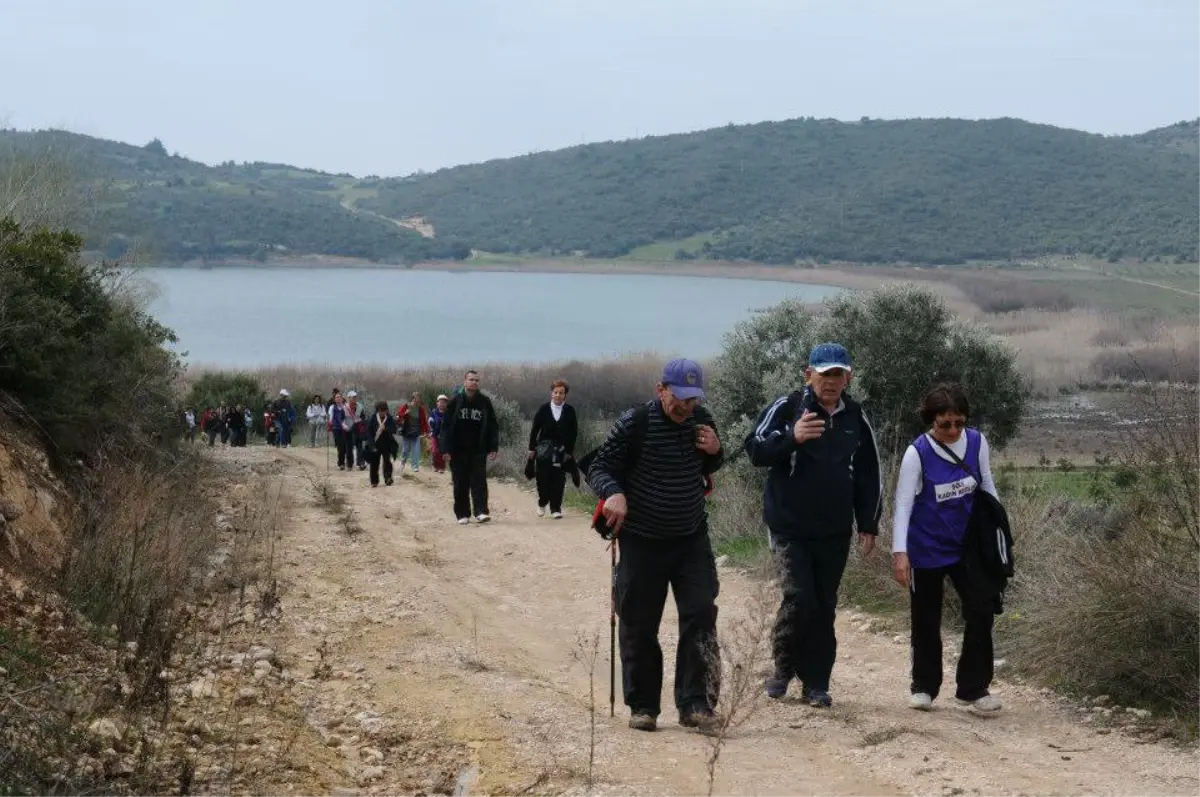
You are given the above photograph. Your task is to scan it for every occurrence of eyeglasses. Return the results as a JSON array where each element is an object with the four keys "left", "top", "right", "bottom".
[{"left": 935, "top": 419, "right": 967, "bottom": 430}]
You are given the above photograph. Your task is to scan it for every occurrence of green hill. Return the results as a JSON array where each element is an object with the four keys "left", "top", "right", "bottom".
[
  {"left": 0, "top": 130, "right": 470, "bottom": 263},
  {"left": 362, "top": 117, "right": 1199, "bottom": 264},
  {"left": 2, "top": 117, "right": 1196, "bottom": 265}
]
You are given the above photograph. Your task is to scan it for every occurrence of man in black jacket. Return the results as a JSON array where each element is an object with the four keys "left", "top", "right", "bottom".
[
  {"left": 586, "top": 358, "right": 725, "bottom": 733},
  {"left": 744, "top": 343, "right": 881, "bottom": 708},
  {"left": 438, "top": 370, "right": 501, "bottom": 525}
]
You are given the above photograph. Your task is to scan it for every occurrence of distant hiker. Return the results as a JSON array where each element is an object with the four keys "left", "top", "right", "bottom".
[
  {"left": 347, "top": 391, "right": 368, "bottom": 470},
  {"left": 218, "top": 403, "right": 230, "bottom": 444},
  {"left": 428, "top": 394, "right": 449, "bottom": 474},
  {"left": 527, "top": 379, "right": 578, "bottom": 519},
  {"left": 263, "top": 403, "right": 277, "bottom": 447},
  {"left": 744, "top": 342, "right": 881, "bottom": 708},
  {"left": 273, "top": 389, "right": 296, "bottom": 448},
  {"left": 396, "top": 392, "right": 430, "bottom": 472},
  {"left": 226, "top": 403, "right": 247, "bottom": 447},
  {"left": 183, "top": 408, "right": 196, "bottom": 443},
  {"left": 202, "top": 407, "right": 221, "bottom": 446},
  {"left": 330, "top": 393, "right": 353, "bottom": 469},
  {"left": 365, "top": 400, "right": 399, "bottom": 487},
  {"left": 892, "top": 383, "right": 1003, "bottom": 716},
  {"left": 438, "top": 370, "right": 500, "bottom": 524},
  {"left": 585, "top": 358, "right": 725, "bottom": 733},
  {"left": 306, "top": 394, "right": 327, "bottom": 447}
]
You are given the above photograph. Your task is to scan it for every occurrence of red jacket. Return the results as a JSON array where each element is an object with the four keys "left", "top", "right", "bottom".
[{"left": 396, "top": 403, "right": 430, "bottom": 437}]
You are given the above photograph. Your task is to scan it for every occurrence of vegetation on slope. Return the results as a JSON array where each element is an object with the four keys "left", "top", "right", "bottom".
[
  {"left": 362, "top": 117, "right": 1199, "bottom": 264},
  {"left": 0, "top": 130, "right": 471, "bottom": 263}
]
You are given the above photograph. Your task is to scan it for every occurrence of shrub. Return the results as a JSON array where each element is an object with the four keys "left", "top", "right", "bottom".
[
  {"left": 183, "top": 371, "right": 266, "bottom": 414},
  {"left": 710, "top": 286, "right": 1026, "bottom": 456},
  {"left": 0, "top": 218, "right": 180, "bottom": 463}
]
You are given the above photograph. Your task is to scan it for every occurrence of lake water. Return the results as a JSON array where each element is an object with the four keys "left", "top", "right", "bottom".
[{"left": 141, "top": 267, "right": 841, "bottom": 366}]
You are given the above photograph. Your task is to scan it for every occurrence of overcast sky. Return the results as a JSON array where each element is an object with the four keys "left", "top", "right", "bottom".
[{"left": 2, "top": 0, "right": 1197, "bottom": 176}]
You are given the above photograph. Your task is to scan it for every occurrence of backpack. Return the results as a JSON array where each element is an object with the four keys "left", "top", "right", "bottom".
[{"left": 579, "top": 403, "right": 714, "bottom": 539}]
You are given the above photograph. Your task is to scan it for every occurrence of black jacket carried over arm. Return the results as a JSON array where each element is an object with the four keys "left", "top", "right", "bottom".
[
  {"left": 528, "top": 402, "right": 578, "bottom": 455},
  {"left": 438, "top": 391, "right": 500, "bottom": 456},
  {"left": 744, "top": 390, "right": 881, "bottom": 541}
]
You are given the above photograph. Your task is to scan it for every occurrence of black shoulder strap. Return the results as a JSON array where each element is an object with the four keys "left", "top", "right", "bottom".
[
  {"left": 626, "top": 403, "right": 653, "bottom": 472},
  {"left": 932, "top": 436, "right": 981, "bottom": 486}
]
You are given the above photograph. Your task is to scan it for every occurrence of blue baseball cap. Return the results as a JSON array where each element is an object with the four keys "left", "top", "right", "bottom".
[
  {"left": 662, "top": 358, "right": 706, "bottom": 400},
  {"left": 809, "top": 342, "right": 852, "bottom": 373}
]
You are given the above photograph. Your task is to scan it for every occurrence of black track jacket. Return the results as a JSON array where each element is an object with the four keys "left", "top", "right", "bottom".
[{"left": 744, "top": 391, "right": 882, "bottom": 541}]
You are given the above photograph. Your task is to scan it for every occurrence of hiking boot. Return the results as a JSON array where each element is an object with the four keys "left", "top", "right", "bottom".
[
  {"left": 765, "top": 675, "right": 789, "bottom": 700},
  {"left": 957, "top": 694, "right": 1002, "bottom": 715},
  {"left": 802, "top": 687, "right": 833, "bottom": 708},
  {"left": 679, "top": 706, "right": 723, "bottom": 733},
  {"left": 628, "top": 713, "right": 657, "bottom": 732},
  {"left": 475, "top": 514, "right": 491, "bottom": 523},
  {"left": 909, "top": 692, "right": 933, "bottom": 711}
]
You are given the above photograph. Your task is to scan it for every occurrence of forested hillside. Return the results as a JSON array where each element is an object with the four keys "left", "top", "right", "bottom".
[
  {"left": 0, "top": 130, "right": 470, "bottom": 262},
  {"left": 362, "top": 117, "right": 1198, "bottom": 264},
  {"left": 2, "top": 118, "right": 1195, "bottom": 265}
]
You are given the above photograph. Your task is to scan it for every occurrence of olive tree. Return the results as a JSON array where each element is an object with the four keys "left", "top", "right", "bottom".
[{"left": 710, "top": 285, "right": 1025, "bottom": 457}]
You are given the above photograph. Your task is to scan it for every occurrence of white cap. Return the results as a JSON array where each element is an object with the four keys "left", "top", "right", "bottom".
[
  {"left": 279, "top": 389, "right": 289, "bottom": 396},
  {"left": 347, "top": 390, "right": 358, "bottom": 398},
  {"left": 436, "top": 394, "right": 449, "bottom": 402}
]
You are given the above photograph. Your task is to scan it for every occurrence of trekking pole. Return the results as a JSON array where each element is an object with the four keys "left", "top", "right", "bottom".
[{"left": 609, "top": 539, "right": 617, "bottom": 718}]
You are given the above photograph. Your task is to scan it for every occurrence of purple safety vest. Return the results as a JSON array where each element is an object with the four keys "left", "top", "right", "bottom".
[{"left": 908, "top": 428, "right": 981, "bottom": 569}]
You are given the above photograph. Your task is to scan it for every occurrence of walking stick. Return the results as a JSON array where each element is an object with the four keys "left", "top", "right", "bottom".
[{"left": 609, "top": 539, "right": 617, "bottom": 718}]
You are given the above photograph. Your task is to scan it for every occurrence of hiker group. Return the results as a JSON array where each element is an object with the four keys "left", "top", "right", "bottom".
[{"left": 580, "top": 346, "right": 1010, "bottom": 734}]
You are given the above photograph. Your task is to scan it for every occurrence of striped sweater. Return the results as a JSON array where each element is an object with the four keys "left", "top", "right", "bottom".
[{"left": 586, "top": 400, "right": 723, "bottom": 540}]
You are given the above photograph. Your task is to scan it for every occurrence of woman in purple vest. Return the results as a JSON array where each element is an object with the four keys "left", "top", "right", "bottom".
[{"left": 891, "top": 383, "right": 1001, "bottom": 716}]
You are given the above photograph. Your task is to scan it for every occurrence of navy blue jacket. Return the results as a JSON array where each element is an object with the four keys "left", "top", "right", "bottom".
[{"left": 744, "top": 390, "right": 882, "bottom": 540}]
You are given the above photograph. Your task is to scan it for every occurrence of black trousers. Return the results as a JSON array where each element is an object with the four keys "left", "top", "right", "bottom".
[
  {"left": 333, "top": 429, "right": 350, "bottom": 467},
  {"left": 450, "top": 453, "right": 489, "bottom": 519},
  {"left": 771, "top": 532, "right": 852, "bottom": 692},
  {"left": 910, "top": 562, "right": 995, "bottom": 701},
  {"left": 368, "top": 449, "right": 394, "bottom": 485},
  {"left": 535, "top": 464, "right": 566, "bottom": 512},
  {"left": 616, "top": 530, "right": 720, "bottom": 717}
]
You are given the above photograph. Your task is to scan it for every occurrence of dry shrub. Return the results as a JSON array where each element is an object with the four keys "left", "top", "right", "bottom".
[
  {"left": 233, "top": 355, "right": 664, "bottom": 419},
  {"left": 1092, "top": 345, "right": 1200, "bottom": 383},
  {"left": 57, "top": 453, "right": 218, "bottom": 704},
  {"left": 1002, "top": 379, "right": 1199, "bottom": 719},
  {"left": 954, "top": 274, "right": 1079, "bottom": 313}
]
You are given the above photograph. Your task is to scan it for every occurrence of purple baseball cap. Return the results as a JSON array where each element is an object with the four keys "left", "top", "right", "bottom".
[{"left": 662, "top": 358, "right": 705, "bottom": 400}]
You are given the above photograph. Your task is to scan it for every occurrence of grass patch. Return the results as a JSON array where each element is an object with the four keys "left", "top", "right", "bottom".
[
  {"left": 714, "top": 533, "right": 768, "bottom": 565},
  {"left": 0, "top": 626, "right": 50, "bottom": 686},
  {"left": 622, "top": 231, "right": 715, "bottom": 262}
]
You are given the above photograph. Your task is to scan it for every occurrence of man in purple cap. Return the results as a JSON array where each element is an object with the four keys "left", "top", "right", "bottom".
[
  {"left": 744, "top": 342, "right": 882, "bottom": 708},
  {"left": 586, "top": 358, "right": 725, "bottom": 733}
]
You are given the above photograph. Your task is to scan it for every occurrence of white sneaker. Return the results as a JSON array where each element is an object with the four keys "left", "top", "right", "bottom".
[
  {"left": 537, "top": 506, "right": 546, "bottom": 517},
  {"left": 457, "top": 517, "right": 469, "bottom": 526},
  {"left": 475, "top": 514, "right": 491, "bottom": 523},
  {"left": 957, "top": 694, "right": 1002, "bottom": 715},
  {"left": 551, "top": 511, "right": 563, "bottom": 519},
  {"left": 909, "top": 692, "right": 933, "bottom": 711}
]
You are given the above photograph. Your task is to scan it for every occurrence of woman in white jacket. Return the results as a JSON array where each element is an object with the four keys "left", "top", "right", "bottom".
[{"left": 306, "top": 394, "right": 327, "bottom": 447}]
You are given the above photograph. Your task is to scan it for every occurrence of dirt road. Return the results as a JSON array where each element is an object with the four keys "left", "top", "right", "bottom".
[{"left": 233, "top": 445, "right": 1197, "bottom": 796}]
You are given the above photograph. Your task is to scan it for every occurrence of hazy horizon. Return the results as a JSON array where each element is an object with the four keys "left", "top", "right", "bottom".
[{"left": 2, "top": 0, "right": 1196, "bottom": 177}]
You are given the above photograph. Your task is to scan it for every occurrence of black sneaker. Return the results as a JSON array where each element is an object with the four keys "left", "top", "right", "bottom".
[{"left": 802, "top": 687, "right": 833, "bottom": 708}]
